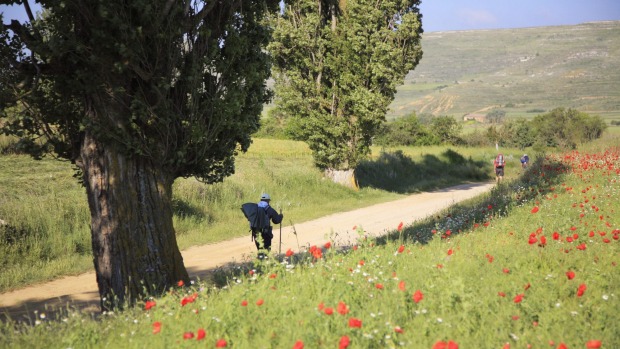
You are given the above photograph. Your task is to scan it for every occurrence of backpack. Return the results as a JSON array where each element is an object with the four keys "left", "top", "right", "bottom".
[
  {"left": 495, "top": 154, "right": 505, "bottom": 167},
  {"left": 241, "top": 203, "right": 270, "bottom": 238}
]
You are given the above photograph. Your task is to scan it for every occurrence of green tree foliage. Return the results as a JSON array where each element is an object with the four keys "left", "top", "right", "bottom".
[
  {"left": 375, "top": 113, "right": 438, "bottom": 147},
  {"left": 531, "top": 108, "right": 607, "bottom": 149},
  {"left": 430, "top": 115, "right": 462, "bottom": 145},
  {"left": 268, "top": 0, "right": 423, "bottom": 173},
  {"left": 1, "top": 0, "right": 278, "bottom": 308},
  {"left": 501, "top": 118, "right": 535, "bottom": 150},
  {"left": 485, "top": 109, "right": 506, "bottom": 124}
]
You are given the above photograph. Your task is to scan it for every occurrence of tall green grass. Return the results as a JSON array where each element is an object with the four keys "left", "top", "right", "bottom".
[
  {"left": 1, "top": 142, "right": 617, "bottom": 348},
  {"left": 0, "top": 139, "right": 497, "bottom": 292}
]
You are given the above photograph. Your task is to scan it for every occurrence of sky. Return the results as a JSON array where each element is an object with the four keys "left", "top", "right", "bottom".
[
  {"left": 419, "top": 0, "right": 620, "bottom": 32},
  {"left": 2, "top": 1, "right": 620, "bottom": 32}
]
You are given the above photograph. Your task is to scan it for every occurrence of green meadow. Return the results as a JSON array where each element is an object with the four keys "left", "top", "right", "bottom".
[
  {"left": 1, "top": 137, "right": 618, "bottom": 348},
  {"left": 0, "top": 137, "right": 499, "bottom": 293}
]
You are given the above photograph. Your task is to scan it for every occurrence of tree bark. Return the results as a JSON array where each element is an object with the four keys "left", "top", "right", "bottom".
[
  {"left": 79, "top": 131, "right": 189, "bottom": 311},
  {"left": 324, "top": 168, "right": 358, "bottom": 190}
]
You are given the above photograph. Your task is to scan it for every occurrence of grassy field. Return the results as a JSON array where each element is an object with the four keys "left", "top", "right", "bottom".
[
  {"left": 388, "top": 21, "right": 620, "bottom": 121},
  {"left": 1, "top": 139, "right": 617, "bottom": 348},
  {"left": 0, "top": 138, "right": 504, "bottom": 293}
]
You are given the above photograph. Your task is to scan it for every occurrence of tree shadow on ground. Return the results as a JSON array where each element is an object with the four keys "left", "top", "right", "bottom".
[
  {"left": 356, "top": 148, "right": 491, "bottom": 194},
  {"left": 172, "top": 199, "right": 206, "bottom": 219},
  {"left": 374, "top": 154, "right": 570, "bottom": 246}
]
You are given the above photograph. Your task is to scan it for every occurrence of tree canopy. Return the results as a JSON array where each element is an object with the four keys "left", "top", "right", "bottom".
[
  {"left": 267, "top": 0, "right": 423, "bottom": 178},
  {"left": 1, "top": 0, "right": 277, "bottom": 181}
]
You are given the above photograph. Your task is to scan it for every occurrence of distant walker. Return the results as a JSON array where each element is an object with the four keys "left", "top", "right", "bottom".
[
  {"left": 494, "top": 154, "right": 505, "bottom": 184},
  {"left": 520, "top": 154, "right": 529, "bottom": 169}
]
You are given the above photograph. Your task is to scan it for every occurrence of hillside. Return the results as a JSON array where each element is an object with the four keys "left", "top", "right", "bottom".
[{"left": 387, "top": 21, "right": 620, "bottom": 120}]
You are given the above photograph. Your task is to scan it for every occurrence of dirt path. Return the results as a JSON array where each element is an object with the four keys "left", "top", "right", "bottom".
[{"left": 0, "top": 182, "right": 494, "bottom": 320}]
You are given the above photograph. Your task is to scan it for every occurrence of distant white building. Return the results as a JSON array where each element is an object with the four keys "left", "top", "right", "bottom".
[{"left": 463, "top": 113, "right": 486, "bottom": 123}]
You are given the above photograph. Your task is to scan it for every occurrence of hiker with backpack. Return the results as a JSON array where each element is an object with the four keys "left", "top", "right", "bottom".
[
  {"left": 494, "top": 153, "right": 505, "bottom": 184},
  {"left": 520, "top": 154, "right": 529, "bottom": 169},
  {"left": 241, "top": 193, "right": 283, "bottom": 259}
]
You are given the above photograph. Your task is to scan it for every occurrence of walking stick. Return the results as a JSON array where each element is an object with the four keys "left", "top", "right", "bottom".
[{"left": 279, "top": 208, "right": 283, "bottom": 255}]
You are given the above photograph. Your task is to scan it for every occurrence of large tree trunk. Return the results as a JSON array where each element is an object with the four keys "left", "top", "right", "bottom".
[
  {"left": 79, "top": 132, "right": 189, "bottom": 311},
  {"left": 324, "top": 168, "right": 358, "bottom": 189}
]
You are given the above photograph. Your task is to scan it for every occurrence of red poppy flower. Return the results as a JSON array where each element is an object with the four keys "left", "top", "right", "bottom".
[
  {"left": 397, "top": 245, "right": 405, "bottom": 254},
  {"left": 553, "top": 232, "right": 560, "bottom": 240},
  {"left": 566, "top": 271, "right": 575, "bottom": 280},
  {"left": 394, "top": 326, "right": 404, "bottom": 333},
  {"left": 183, "top": 332, "right": 194, "bottom": 339},
  {"left": 324, "top": 307, "right": 334, "bottom": 315},
  {"left": 577, "top": 283, "right": 587, "bottom": 297},
  {"left": 286, "top": 248, "right": 294, "bottom": 257},
  {"left": 256, "top": 299, "right": 264, "bottom": 306},
  {"left": 317, "top": 302, "right": 325, "bottom": 310},
  {"left": 539, "top": 235, "right": 547, "bottom": 246},
  {"left": 398, "top": 280, "right": 406, "bottom": 291},
  {"left": 412, "top": 290, "right": 424, "bottom": 303},
  {"left": 528, "top": 236, "right": 538, "bottom": 245},
  {"left": 557, "top": 343, "right": 567, "bottom": 349},
  {"left": 375, "top": 283, "right": 384, "bottom": 290},
  {"left": 447, "top": 249, "right": 453, "bottom": 256},
  {"left": 181, "top": 293, "right": 198, "bottom": 306},
  {"left": 152, "top": 321, "right": 162, "bottom": 334},
  {"left": 339, "top": 335, "right": 351, "bottom": 349},
  {"left": 177, "top": 280, "right": 184, "bottom": 287},
  {"left": 196, "top": 329, "right": 206, "bottom": 340},
  {"left": 488, "top": 204, "right": 493, "bottom": 210},
  {"left": 337, "top": 301, "right": 349, "bottom": 315},
  {"left": 433, "top": 341, "right": 447, "bottom": 349},
  {"left": 531, "top": 206, "right": 539, "bottom": 214},
  {"left": 433, "top": 341, "right": 459, "bottom": 349},
  {"left": 576, "top": 243, "right": 587, "bottom": 250},
  {"left": 241, "top": 300, "right": 248, "bottom": 307},
  {"left": 359, "top": 260, "right": 365, "bottom": 266},
  {"left": 348, "top": 317, "right": 362, "bottom": 328},
  {"left": 144, "top": 300, "right": 156, "bottom": 311},
  {"left": 514, "top": 293, "right": 524, "bottom": 303},
  {"left": 503, "top": 268, "right": 510, "bottom": 274},
  {"left": 293, "top": 340, "right": 304, "bottom": 349},
  {"left": 215, "top": 339, "right": 228, "bottom": 348},
  {"left": 498, "top": 292, "right": 506, "bottom": 297},
  {"left": 586, "top": 340, "right": 602, "bottom": 348},
  {"left": 324, "top": 241, "right": 332, "bottom": 249}
]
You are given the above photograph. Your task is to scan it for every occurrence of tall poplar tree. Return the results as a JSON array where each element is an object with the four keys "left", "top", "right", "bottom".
[
  {"left": 1, "top": 0, "right": 278, "bottom": 310},
  {"left": 268, "top": 0, "right": 423, "bottom": 186}
]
